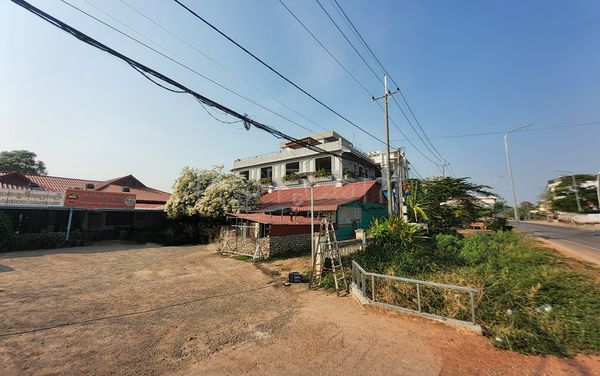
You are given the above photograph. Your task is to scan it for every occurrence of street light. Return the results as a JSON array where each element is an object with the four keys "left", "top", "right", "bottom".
[
  {"left": 556, "top": 170, "right": 582, "bottom": 212},
  {"left": 504, "top": 123, "right": 534, "bottom": 222}
]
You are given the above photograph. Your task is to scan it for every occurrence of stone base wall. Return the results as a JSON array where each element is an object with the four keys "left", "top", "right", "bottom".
[{"left": 268, "top": 233, "right": 311, "bottom": 257}]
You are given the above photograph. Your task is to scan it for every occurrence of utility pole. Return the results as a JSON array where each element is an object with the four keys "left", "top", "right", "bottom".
[
  {"left": 504, "top": 123, "right": 534, "bottom": 222},
  {"left": 373, "top": 75, "right": 400, "bottom": 217},
  {"left": 572, "top": 174, "right": 583, "bottom": 213},
  {"left": 396, "top": 148, "right": 405, "bottom": 219},
  {"left": 439, "top": 159, "right": 450, "bottom": 177},
  {"left": 597, "top": 172, "right": 600, "bottom": 212},
  {"left": 557, "top": 170, "right": 583, "bottom": 212}
]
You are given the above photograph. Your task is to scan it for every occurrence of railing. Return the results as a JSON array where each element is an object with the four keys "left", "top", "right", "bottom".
[{"left": 351, "top": 260, "right": 478, "bottom": 327}]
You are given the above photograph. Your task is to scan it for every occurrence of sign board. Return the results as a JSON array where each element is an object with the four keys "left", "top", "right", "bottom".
[
  {"left": 63, "top": 189, "right": 136, "bottom": 210},
  {"left": 0, "top": 188, "right": 65, "bottom": 206}
]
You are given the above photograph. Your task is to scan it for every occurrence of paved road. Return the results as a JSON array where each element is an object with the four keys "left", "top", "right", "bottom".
[{"left": 513, "top": 221, "right": 600, "bottom": 265}]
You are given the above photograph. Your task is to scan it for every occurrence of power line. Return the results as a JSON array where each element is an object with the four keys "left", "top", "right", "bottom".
[
  {"left": 314, "top": 0, "right": 443, "bottom": 164},
  {"left": 277, "top": 0, "right": 373, "bottom": 97},
  {"left": 330, "top": 0, "right": 445, "bottom": 162},
  {"left": 117, "top": 0, "right": 327, "bottom": 133},
  {"left": 391, "top": 121, "right": 600, "bottom": 141},
  {"left": 60, "top": 0, "right": 319, "bottom": 135},
  {"left": 279, "top": 0, "right": 439, "bottom": 166},
  {"left": 10, "top": 0, "right": 341, "bottom": 159},
  {"left": 172, "top": 0, "right": 389, "bottom": 147}
]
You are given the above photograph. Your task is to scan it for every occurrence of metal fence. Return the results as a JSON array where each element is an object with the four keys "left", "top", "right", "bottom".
[{"left": 351, "top": 260, "right": 479, "bottom": 327}]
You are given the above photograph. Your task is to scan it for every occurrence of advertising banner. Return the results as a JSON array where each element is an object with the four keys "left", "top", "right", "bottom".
[
  {"left": 0, "top": 188, "right": 65, "bottom": 206},
  {"left": 63, "top": 189, "right": 136, "bottom": 209}
]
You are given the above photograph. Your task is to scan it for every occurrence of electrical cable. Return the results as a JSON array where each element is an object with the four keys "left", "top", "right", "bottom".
[
  {"left": 331, "top": 0, "right": 445, "bottom": 162},
  {"left": 9, "top": 0, "right": 340, "bottom": 159},
  {"left": 0, "top": 284, "right": 273, "bottom": 337},
  {"left": 117, "top": 0, "right": 327, "bottom": 132},
  {"left": 60, "top": 0, "right": 318, "bottom": 135},
  {"left": 279, "top": 0, "right": 439, "bottom": 166},
  {"left": 172, "top": 0, "right": 389, "bottom": 147},
  {"left": 391, "top": 121, "right": 600, "bottom": 141}
]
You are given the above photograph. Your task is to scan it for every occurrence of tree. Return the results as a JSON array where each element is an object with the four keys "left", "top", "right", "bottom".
[
  {"left": 0, "top": 150, "right": 47, "bottom": 175},
  {"left": 405, "top": 177, "right": 494, "bottom": 233},
  {"left": 549, "top": 174, "right": 597, "bottom": 213},
  {"left": 195, "top": 174, "right": 261, "bottom": 218},
  {"left": 518, "top": 201, "right": 537, "bottom": 220},
  {"left": 164, "top": 167, "right": 222, "bottom": 219},
  {"left": 164, "top": 167, "right": 261, "bottom": 219}
]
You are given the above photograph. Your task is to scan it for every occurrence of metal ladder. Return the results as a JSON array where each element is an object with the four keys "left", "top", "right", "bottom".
[{"left": 310, "top": 218, "right": 348, "bottom": 295}]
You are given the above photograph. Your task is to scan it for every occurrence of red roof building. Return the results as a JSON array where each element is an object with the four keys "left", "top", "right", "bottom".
[
  {"left": 0, "top": 172, "right": 169, "bottom": 209},
  {"left": 258, "top": 180, "right": 385, "bottom": 212}
]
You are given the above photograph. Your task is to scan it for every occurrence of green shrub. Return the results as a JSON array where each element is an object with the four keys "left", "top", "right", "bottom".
[
  {"left": 258, "top": 177, "right": 272, "bottom": 185},
  {"left": 10, "top": 232, "right": 67, "bottom": 251},
  {"left": 0, "top": 211, "right": 14, "bottom": 250},
  {"left": 314, "top": 169, "right": 331, "bottom": 178},
  {"left": 486, "top": 217, "right": 512, "bottom": 231},
  {"left": 282, "top": 173, "right": 300, "bottom": 182}
]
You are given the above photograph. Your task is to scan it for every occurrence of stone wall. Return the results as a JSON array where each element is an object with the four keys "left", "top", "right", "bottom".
[{"left": 268, "top": 233, "right": 311, "bottom": 257}]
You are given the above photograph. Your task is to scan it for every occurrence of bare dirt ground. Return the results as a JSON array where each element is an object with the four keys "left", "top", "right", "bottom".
[{"left": 1, "top": 243, "right": 598, "bottom": 375}]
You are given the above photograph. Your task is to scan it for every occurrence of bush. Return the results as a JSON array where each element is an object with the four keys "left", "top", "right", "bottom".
[
  {"left": 9, "top": 232, "right": 67, "bottom": 251},
  {"left": 314, "top": 169, "right": 331, "bottom": 178},
  {"left": 354, "top": 226, "right": 600, "bottom": 356},
  {"left": 282, "top": 173, "right": 300, "bottom": 182},
  {"left": 486, "top": 217, "right": 512, "bottom": 231},
  {"left": 0, "top": 210, "right": 14, "bottom": 250}
]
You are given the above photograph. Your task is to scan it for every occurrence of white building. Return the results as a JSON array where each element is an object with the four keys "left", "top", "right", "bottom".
[{"left": 232, "top": 131, "right": 381, "bottom": 187}]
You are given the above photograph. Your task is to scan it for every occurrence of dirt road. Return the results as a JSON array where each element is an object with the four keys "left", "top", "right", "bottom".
[{"left": 0, "top": 243, "right": 598, "bottom": 375}]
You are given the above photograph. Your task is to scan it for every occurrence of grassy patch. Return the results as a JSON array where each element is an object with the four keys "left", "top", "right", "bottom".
[
  {"left": 232, "top": 255, "right": 253, "bottom": 262},
  {"left": 354, "top": 228, "right": 600, "bottom": 357}
]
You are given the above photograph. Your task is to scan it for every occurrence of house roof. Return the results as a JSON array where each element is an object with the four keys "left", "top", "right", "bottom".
[
  {"left": 257, "top": 180, "right": 384, "bottom": 212},
  {"left": 0, "top": 172, "right": 170, "bottom": 208},
  {"left": 227, "top": 212, "right": 320, "bottom": 225}
]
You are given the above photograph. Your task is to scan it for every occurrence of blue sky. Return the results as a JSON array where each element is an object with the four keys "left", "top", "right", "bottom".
[{"left": 1, "top": 0, "right": 599, "bottom": 203}]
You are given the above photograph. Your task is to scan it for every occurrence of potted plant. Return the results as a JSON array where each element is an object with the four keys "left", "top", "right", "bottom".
[
  {"left": 282, "top": 173, "right": 300, "bottom": 185},
  {"left": 344, "top": 170, "right": 355, "bottom": 179},
  {"left": 314, "top": 169, "right": 332, "bottom": 181},
  {"left": 258, "top": 177, "right": 272, "bottom": 185}
]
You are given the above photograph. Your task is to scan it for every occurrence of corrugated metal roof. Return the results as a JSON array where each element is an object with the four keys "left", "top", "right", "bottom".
[
  {"left": 258, "top": 180, "right": 384, "bottom": 212},
  {"left": 228, "top": 212, "right": 320, "bottom": 225}
]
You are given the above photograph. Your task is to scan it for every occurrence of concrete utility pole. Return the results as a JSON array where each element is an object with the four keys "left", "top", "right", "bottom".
[
  {"left": 504, "top": 122, "right": 534, "bottom": 222},
  {"left": 396, "top": 149, "right": 405, "bottom": 218},
  {"left": 597, "top": 172, "right": 600, "bottom": 212},
  {"left": 373, "top": 75, "right": 400, "bottom": 217},
  {"left": 557, "top": 170, "right": 583, "bottom": 212}
]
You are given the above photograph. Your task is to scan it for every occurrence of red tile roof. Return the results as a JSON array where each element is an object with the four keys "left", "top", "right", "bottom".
[
  {"left": 227, "top": 212, "right": 321, "bottom": 225},
  {"left": 258, "top": 180, "right": 384, "bottom": 212},
  {"left": 0, "top": 172, "right": 170, "bottom": 209}
]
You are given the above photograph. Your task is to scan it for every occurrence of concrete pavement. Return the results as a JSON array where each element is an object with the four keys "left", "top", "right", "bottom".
[{"left": 513, "top": 221, "right": 600, "bottom": 265}]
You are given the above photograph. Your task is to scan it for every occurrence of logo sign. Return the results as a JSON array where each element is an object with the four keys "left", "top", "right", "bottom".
[
  {"left": 64, "top": 189, "right": 136, "bottom": 209},
  {"left": 0, "top": 188, "right": 65, "bottom": 206}
]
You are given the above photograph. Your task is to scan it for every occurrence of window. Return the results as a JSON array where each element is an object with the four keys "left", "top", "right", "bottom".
[
  {"left": 239, "top": 170, "right": 250, "bottom": 180},
  {"left": 285, "top": 162, "right": 300, "bottom": 176},
  {"left": 260, "top": 166, "right": 273, "bottom": 179},
  {"left": 315, "top": 156, "right": 331, "bottom": 173},
  {"left": 358, "top": 166, "right": 364, "bottom": 177}
]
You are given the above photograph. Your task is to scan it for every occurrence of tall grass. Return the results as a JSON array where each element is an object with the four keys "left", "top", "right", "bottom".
[{"left": 350, "top": 217, "right": 600, "bottom": 356}]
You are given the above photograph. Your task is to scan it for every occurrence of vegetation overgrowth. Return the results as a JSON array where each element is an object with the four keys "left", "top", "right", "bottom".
[{"left": 350, "top": 216, "right": 600, "bottom": 357}]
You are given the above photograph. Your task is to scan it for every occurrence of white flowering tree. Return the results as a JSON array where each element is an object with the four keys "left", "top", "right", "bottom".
[
  {"left": 165, "top": 167, "right": 261, "bottom": 219},
  {"left": 164, "top": 167, "right": 222, "bottom": 219},
  {"left": 195, "top": 174, "right": 261, "bottom": 218}
]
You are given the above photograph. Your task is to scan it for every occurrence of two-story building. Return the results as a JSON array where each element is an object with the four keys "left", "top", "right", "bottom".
[{"left": 231, "top": 131, "right": 380, "bottom": 187}]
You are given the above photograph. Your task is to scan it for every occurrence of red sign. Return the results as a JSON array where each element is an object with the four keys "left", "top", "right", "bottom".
[{"left": 64, "top": 189, "right": 137, "bottom": 209}]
